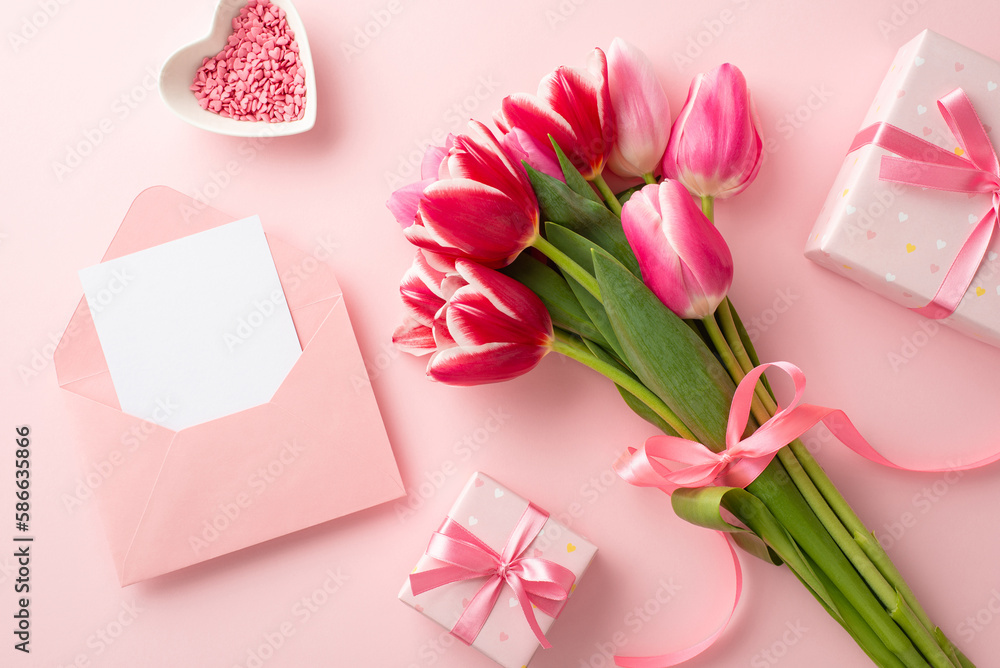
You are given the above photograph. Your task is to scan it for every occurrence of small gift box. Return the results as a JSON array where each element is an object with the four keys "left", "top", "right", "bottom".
[
  {"left": 399, "top": 472, "right": 597, "bottom": 668},
  {"left": 805, "top": 30, "right": 1000, "bottom": 347}
]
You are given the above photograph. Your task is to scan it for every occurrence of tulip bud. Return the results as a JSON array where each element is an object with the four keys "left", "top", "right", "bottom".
[
  {"left": 621, "top": 181, "right": 734, "bottom": 319},
  {"left": 662, "top": 64, "right": 763, "bottom": 199},
  {"left": 606, "top": 38, "right": 671, "bottom": 179},
  {"left": 426, "top": 260, "right": 554, "bottom": 385}
]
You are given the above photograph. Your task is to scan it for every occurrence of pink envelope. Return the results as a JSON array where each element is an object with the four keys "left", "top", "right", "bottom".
[{"left": 55, "top": 186, "right": 405, "bottom": 585}]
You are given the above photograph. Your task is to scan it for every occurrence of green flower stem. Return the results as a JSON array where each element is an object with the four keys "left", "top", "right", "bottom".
[
  {"left": 531, "top": 234, "right": 602, "bottom": 302},
  {"left": 551, "top": 331, "right": 697, "bottom": 440},
  {"left": 642, "top": 172, "right": 658, "bottom": 185},
  {"left": 718, "top": 297, "right": 965, "bottom": 666},
  {"left": 701, "top": 312, "right": 772, "bottom": 428},
  {"left": 774, "top": 446, "right": 957, "bottom": 667},
  {"left": 701, "top": 314, "right": 742, "bottom": 386},
  {"left": 856, "top": 532, "right": 932, "bottom": 629},
  {"left": 701, "top": 195, "right": 715, "bottom": 222},
  {"left": 716, "top": 298, "right": 778, "bottom": 413},
  {"left": 795, "top": 438, "right": 963, "bottom": 662},
  {"left": 890, "top": 595, "right": 963, "bottom": 668},
  {"left": 591, "top": 172, "right": 624, "bottom": 215},
  {"left": 747, "top": 465, "right": 932, "bottom": 667},
  {"left": 700, "top": 300, "right": 941, "bottom": 664}
]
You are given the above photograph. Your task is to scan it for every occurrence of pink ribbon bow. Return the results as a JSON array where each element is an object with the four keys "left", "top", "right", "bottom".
[
  {"left": 409, "top": 503, "right": 576, "bottom": 647},
  {"left": 850, "top": 87, "right": 1000, "bottom": 319},
  {"left": 615, "top": 361, "right": 891, "bottom": 493}
]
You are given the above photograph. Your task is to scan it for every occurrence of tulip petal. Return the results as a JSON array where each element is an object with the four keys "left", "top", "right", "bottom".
[
  {"left": 432, "top": 306, "right": 457, "bottom": 349},
  {"left": 392, "top": 318, "right": 437, "bottom": 356},
  {"left": 622, "top": 190, "right": 691, "bottom": 315},
  {"left": 622, "top": 182, "right": 733, "bottom": 319},
  {"left": 663, "top": 64, "right": 763, "bottom": 199},
  {"left": 421, "top": 249, "right": 458, "bottom": 274},
  {"left": 399, "top": 252, "right": 451, "bottom": 326},
  {"left": 446, "top": 122, "right": 536, "bottom": 220},
  {"left": 501, "top": 127, "right": 564, "bottom": 181},
  {"left": 427, "top": 342, "right": 548, "bottom": 385},
  {"left": 454, "top": 260, "right": 553, "bottom": 340},
  {"left": 498, "top": 93, "right": 577, "bottom": 167},
  {"left": 401, "top": 215, "right": 461, "bottom": 258},
  {"left": 607, "top": 38, "right": 670, "bottom": 178},
  {"left": 445, "top": 289, "right": 547, "bottom": 348},
  {"left": 387, "top": 179, "right": 434, "bottom": 228},
  {"left": 418, "top": 180, "right": 538, "bottom": 267},
  {"left": 539, "top": 48, "right": 615, "bottom": 177},
  {"left": 422, "top": 137, "right": 454, "bottom": 180}
]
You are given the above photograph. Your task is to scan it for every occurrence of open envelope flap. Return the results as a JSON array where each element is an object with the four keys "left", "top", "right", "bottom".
[
  {"left": 54, "top": 186, "right": 404, "bottom": 585},
  {"left": 54, "top": 298, "right": 121, "bottom": 410},
  {"left": 122, "top": 292, "right": 405, "bottom": 584}
]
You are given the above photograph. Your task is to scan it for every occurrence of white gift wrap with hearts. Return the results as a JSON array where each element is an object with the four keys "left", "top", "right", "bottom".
[
  {"left": 398, "top": 472, "right": 597, "bottom": 668},
  {"left": 805, "top": 30, "right": 1000, "bottom": 347}
]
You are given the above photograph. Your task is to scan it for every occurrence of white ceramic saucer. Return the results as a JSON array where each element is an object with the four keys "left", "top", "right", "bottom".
[{"left": 159, "top": 0, "right": 316, "bottom": 137}]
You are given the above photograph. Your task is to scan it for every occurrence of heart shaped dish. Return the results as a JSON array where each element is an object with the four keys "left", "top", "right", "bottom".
[{"left": 159, "top": 0, "right": 316, "bottom": 137}]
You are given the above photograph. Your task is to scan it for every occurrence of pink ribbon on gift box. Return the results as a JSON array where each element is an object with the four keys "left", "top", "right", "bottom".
[
  {"left": 849, "top": 87, "right": 1000, "bottom": 319},
  {"left": 409, "top": 502, "right": 576, "bottom": 648},
  {"left": 613, "top": 361, "right": 1000, "bottom": 667}
]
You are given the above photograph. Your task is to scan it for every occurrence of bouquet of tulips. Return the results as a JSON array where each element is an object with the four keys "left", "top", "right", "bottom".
[{"left": 388, "top": 39, "right": 974, "bottom": 667}]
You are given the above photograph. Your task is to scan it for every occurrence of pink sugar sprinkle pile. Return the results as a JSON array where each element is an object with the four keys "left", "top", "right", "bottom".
[{"left": 191, "top": 0, "right": 306, "bottom": 123}]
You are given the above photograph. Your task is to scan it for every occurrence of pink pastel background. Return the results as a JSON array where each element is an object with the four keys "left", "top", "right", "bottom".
[{"left": 3, "top": 1, "right": 1000, "bottom": 666}]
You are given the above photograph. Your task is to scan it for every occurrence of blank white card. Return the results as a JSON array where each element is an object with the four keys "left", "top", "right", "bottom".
[{"left": 79, "top": 217, "right": 302, "bottom": 431}]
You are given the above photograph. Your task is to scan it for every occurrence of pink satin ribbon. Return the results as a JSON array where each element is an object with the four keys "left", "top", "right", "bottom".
[
  {"left": 409, "top": 502, "right": 576, "bottom": 647},
  {"left": 849, "top": 88, "right": 1000, "bottom": 319},
  {"left": 613, "top": 361, "right": 1000, "bottom": 667}
]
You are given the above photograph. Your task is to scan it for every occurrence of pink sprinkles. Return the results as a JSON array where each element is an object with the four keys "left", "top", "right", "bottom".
[{"left": 191, "top": 0, "right": 306, "bottom": 122}]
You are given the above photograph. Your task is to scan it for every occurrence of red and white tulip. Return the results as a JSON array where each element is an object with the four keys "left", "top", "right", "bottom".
[
  {"left": 389, "top": 122, "right": 540, "bottom": 268},
  {"left": 426, "top": 260, "right": 554, "bottom": 385},
  {"left": 495, "top": 48, "right": 616, "bottom": 180}
]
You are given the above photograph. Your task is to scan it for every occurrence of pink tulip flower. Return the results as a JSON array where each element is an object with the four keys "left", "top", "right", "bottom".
[
  {"left": 394, "top": 121, "right": 541, "bottom": 268},
  {"left": 495, "top": 48, "right": 616, "bottom": 180},
  {"left": 621, "top": 181, "right": 734, "bottom": 319},
  {"left": 662, "top": 64, "right": 763, "bottom": 199},
  {"left": 391, "top": 250, "right": 464, "bottom": 356},
  {"left": 426, "top": 260, "right": 554, "bottom": 385},
  {"left": 606, "top": 38, "right": 671, "bottom": 179}
]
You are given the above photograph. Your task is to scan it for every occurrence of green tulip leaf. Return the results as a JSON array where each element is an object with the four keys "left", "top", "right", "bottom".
[
  {"left": 581, "top": 337, "right": 677, "bottom": 436},
  {"left": 592, "top": 250, "right": 735, "bottom": 448},
  {"left": 548, "top": 137, "right": 601, "bottom": 204},
  {"left": 524, "top": 164, "right": 640, "bottom": 276},
  {"left": 617, "top": 184, "right": 644, "bottom": 207},
  {"left": 504, "top": 254, "right": 607, "bottom": 347},
  {"left": 544, "top": 223, "right": 626, "bottom": 361}
]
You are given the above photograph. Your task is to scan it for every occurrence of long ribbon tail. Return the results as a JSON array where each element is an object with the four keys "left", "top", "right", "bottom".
[{"left": 614, "top": 532, "right": 742, "bottom": 668}]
